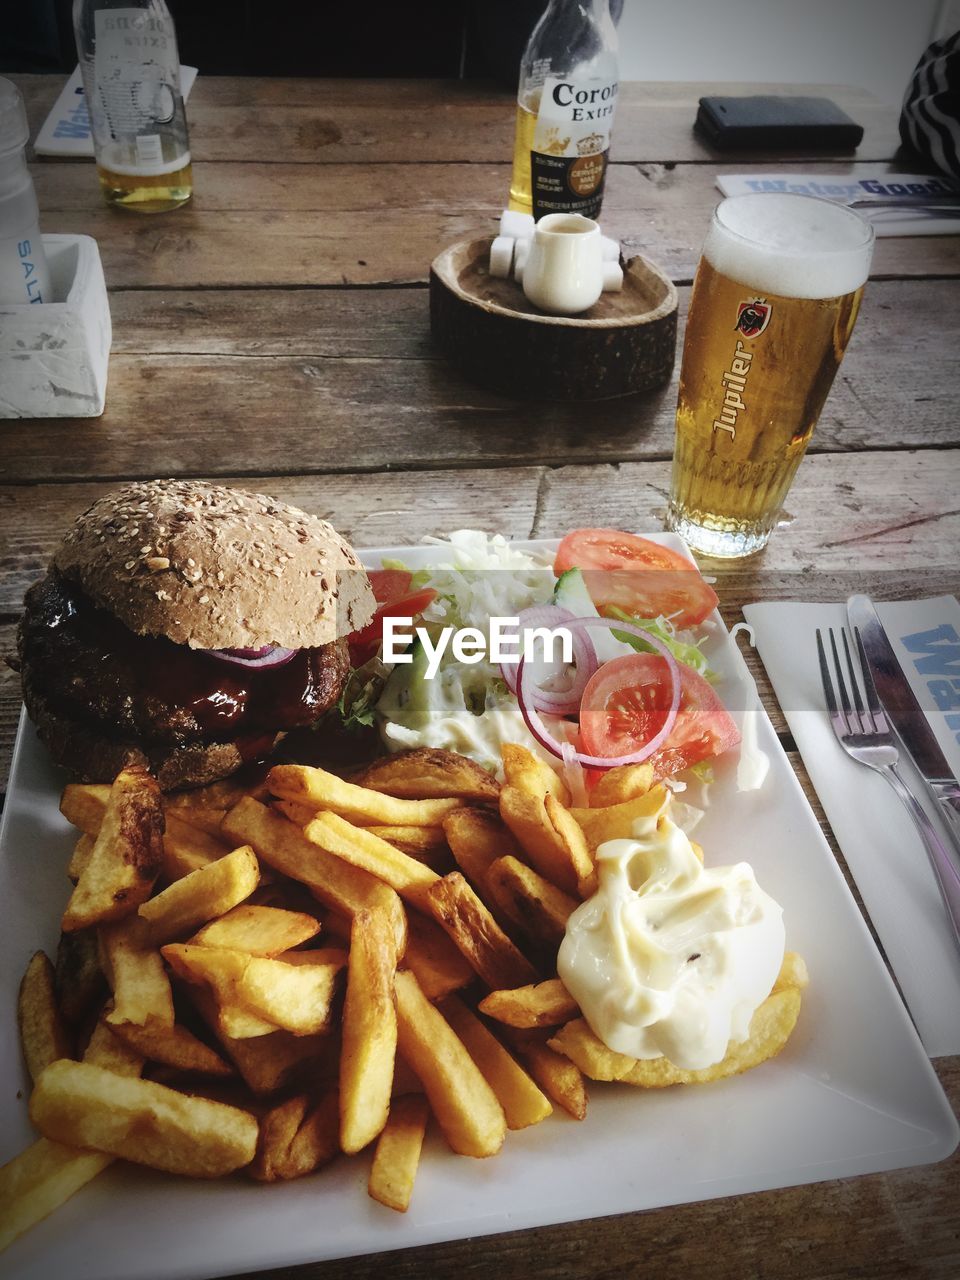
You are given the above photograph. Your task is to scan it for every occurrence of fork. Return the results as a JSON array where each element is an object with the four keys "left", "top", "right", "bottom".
[{"left": 816, "top": 626, "right": 960, "bottom": 949}]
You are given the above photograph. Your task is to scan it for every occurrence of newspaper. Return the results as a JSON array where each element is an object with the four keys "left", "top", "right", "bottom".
[{"left": 716, "top": 171, "right": 960, "bottom": 237}]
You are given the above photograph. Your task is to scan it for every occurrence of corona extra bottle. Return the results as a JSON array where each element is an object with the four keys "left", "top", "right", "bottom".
[
  {"left": 73, "top": 0, "right": 192, "bottom": 213},
  {"left": 508, "top": 0, "right": 619, "bottom": 221}
]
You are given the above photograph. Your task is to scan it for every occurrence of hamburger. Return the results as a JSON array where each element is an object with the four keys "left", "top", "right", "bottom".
[{"left": 15, "top": 479, "right": 376, "bottom": 791}]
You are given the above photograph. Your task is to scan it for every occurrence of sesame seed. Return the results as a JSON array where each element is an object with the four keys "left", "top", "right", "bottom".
[{"left": 124, "top": 560, "right": 136, "bottom": 570}]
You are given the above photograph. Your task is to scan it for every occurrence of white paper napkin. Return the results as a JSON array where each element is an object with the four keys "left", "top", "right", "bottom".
[
  {"left": 34, "top": 65, "right": 199, "bottom": 158},
  {"left": 743, "top": 596, "right": 960, "bottom": 1058}
]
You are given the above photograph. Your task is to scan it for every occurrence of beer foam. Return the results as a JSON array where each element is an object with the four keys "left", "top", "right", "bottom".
[{"left": 704, "top": 193, "right": 873, "bottom": 299}]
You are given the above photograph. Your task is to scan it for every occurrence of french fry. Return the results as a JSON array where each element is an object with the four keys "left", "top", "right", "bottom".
[
  {"left": 394, "top": 970, "right": 506, "bottom": 1158},
  {"left": 61, "top": 784, "right": 233, "bottom": 883},
  {"left": 402, "top": 911, "right": 475, "bottom": 1000},
  {"left": 368, "top": 1093, "right": 429, "bottom": 1212},
  {"left": 588, "top": 763, "right": 655, "bottom": 807},
  {"left": 442, "top": 806, "right": 522, "bottom": 888},
  {"left": 59, "top": 783, "right": 111, "bottom": 835},
  {"left": 83, "top": 1012, "right": 146, "bottom": 1076},
  {"left": 569, "top": 786, "right": 668, "bottom": 852},
  {"left": 191, "top": 904, "right": 321, "bottom": 956},
  {"left": 162, "top": 943, "right": 342, "bottom": 1037},
  {"left": 503, "top": 1028, "right": 587, "bottom": 1121},
  {"left": 340, "top": 908, "right": 399, "bottom": 1154},
  {"left": 282, "top": 1091, "right": 340, "bottom": 1179},
  {"left": 773, "top": 951, "right": 810, "bottom": 993},
  {"left": 29, "top": 1060, "right": 258, "bottom": 1177},
  {"left": 544, "top": 794, "right": 594, "bottom": 895},
  {"left": 160, "top": 814, "right": 232, "bottom": 882},
  {"left": 248, "top": 1094, "right": 307, "bottom": 1181},
  {"left": 222, "top": 798, "right": 407, "bottom": 955},
  {"left": 352, "top": 748, "right": 500, "bottom": 803},
  {"left": 165, "top": 777, "right": 268, "bottom": 835},
  {"left": 0, "top": 1139, "right": 113, "bottom": 1255},
  {"left": 0, "top": 1011, "right": 145, "bottom": 1255},
  {"left": 268, "top": 763, "right": 461, "bottom": 827},
  {"left": 99, "top": 916, "right": 175, "bottom": 1029},
  {"left": 365, "top": 825, "right": 451, "bottom": 871},
  {"left": 304, "top": 811, "right": 439, "bottom": 905},
  {"left": 424, "top": 872, "right": 538, "bottom": 991},
  {"left": 108, "top": 1021, "right": 233, "bottom": 1078},
  {"left": 66, "top": 833, "right": 95, "bottom": 884},
  {"left": 620, "top": 989, "right": 803, "bottom": 1088},
  {"left": 439, "top": 996, "right": 551, "bottom": 1130},
  {"left": 272, "top": 798, "right": 317, "bottom": 829},
  {"left": 55, "top": 929, "right": 106, "bottom": 1027},
  {"left": 546, "top": 1019, "right": 635, "bottom": 1082},
  {"left": 217, "top": 1003, "right": 281, "bottom": 1040},
  {"left": 276, "top": 946, "right": 349, "bottom": 967},
  {"left": 62, "top": 766, "right": 165, "bottom": 932},
  {"left": 501, "top": 743, "right": 570, "bottom": 805},
  {"left": 17, "top": 952, "right": 72, "bottom": 1083},
  {"left": 249, "top": 1090, "right": 340, "bottom": 1181},
  {"left": 189, "top": 987, "right": 331, "bottom": 1096},
  {"left": 137, "top": 845, "right": 260, "bottom": 943},
  {"left": 478, "top": 979, "right": 579, "bottom": 1030},
  {"left": 485, "top": 856, "right": 578, "bottom": 946},
  {"left": 499, "top": 785, "right": 583, "bottom": 897}
]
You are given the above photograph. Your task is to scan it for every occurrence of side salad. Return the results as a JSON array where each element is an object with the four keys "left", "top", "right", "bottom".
[{"left": 339, "top": 528, "right": 756, "bottom": 798}]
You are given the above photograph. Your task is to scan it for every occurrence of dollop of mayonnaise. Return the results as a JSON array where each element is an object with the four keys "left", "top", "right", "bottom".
[{"left": 557, "top": 801, "right": 784, "bottom": 1072}]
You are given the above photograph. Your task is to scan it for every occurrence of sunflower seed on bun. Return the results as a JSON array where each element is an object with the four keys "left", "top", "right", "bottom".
[{"left": 15, "top": 479, "right": 377, "bottom": 790}]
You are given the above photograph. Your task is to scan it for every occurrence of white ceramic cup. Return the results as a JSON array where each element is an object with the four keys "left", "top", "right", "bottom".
[{"left": 521, "top": 213, "right": 604, "bottom": 315}]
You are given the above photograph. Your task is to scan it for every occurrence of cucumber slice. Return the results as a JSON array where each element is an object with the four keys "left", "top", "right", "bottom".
[
  {"left": 376, "top": 637, "right": 438, "bottom": 729},
  {"left": 552, "top": 567, "right": 632, "bottom": 664}
]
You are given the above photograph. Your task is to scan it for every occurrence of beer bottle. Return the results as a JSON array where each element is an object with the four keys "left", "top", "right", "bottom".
[
  {"left": 508, "top": 0, "right": 619, "bottom": 221},
  {"left": 73, "top": 0, "right": 192, "bottom": 213}
]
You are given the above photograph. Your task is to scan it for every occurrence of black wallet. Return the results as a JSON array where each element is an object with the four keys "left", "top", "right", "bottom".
[{"left": 694, "top": 95, "right": 864, "bottom": 151}]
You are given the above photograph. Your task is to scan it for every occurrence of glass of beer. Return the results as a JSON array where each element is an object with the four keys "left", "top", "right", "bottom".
[{"left": 667, "top": 193, "right": 874, "bottom": 558}]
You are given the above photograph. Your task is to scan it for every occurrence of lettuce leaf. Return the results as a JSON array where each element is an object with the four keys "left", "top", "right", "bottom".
[{"left": 603, "top": 606, "right": 714, "bottom": 679}]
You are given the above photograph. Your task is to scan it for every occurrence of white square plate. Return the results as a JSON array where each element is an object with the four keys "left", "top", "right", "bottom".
[{"left": 1, "top": 535, "right": 956, "bottom": 1280}]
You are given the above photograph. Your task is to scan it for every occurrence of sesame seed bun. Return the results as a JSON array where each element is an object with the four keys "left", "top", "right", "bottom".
[{"left": 53, "top": 479, "right": 376, "bottom": 651}]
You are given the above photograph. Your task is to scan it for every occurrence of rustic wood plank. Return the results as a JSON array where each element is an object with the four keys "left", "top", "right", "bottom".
[
  {"left": 0, "top": 279, "right": 955, "bottom": 482},
  {"left": 25, "top": 161, "right": 960, "bottom": 289},
  {"left": 0, "top": 468, "right": 545, "bottom": 618},
  {"left": 15, "top": 77, "right": 903, "bottom": 166},
  {"left": 532, "top": 451, "right": 960, "bottom": 572}
]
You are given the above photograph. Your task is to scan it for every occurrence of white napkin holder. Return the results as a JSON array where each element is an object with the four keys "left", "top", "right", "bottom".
[{"left": 0, "top": 233, "right": 111, "bottom": 418}]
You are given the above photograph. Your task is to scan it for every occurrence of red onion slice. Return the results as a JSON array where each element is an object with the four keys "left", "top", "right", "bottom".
[
  {"left": 206, "top": 645, "right": 298, "bottom": 669},
  {"left": 516, "top": 616, "right": 682, "bottom": 769},
  {"left": 498, "top": 604, "right": 598, "bottom": 714},
  {"left": 561, "top": 740, "right": 589, "bottom": 807}
]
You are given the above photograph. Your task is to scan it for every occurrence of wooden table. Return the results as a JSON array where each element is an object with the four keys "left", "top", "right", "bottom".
[{"left": 3, "top": 76, "right": 959, "bottom": 1280}]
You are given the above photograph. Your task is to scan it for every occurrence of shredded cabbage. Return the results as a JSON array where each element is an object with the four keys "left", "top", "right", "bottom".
[{"left": 602, "top": 606, "right": 714, "bottom": 678}]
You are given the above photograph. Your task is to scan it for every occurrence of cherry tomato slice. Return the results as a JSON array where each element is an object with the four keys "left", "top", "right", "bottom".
[
  {"left": 579, "top": 653, "right": 740, "bottom": 781},
  {"left": 367, "top": 569, "right": 413, "bottom": 605},
  {"left": 348, "top": 586, "right": 437, "bottom": 667},
  {"left": 554, "top": 528, "right": 719, "bottom": 627}
]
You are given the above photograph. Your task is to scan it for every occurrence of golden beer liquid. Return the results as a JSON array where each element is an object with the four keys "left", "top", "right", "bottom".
[
  {"left": 670, "top": 257, "right": 863, "bottom": 555},
  {"left": 97, "top": 159, "right": 193, "bottom": 213},
  {"left": 508, "top": 100, "right": 538, "bottom": 214}
]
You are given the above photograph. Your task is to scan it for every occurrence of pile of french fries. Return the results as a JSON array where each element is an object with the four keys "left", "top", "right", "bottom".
[{"left": 1, "top": 745, "right": 808, "bottom": 1252}]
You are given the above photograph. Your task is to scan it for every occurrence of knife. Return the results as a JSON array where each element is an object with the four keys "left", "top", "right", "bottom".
[{"left": 847, "top": 594, "right": 960, "bottom": 840}]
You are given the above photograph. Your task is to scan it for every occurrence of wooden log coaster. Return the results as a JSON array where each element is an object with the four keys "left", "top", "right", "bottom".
[{"left": 429, "top": 237, "right": 678, "bottom": 401}]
